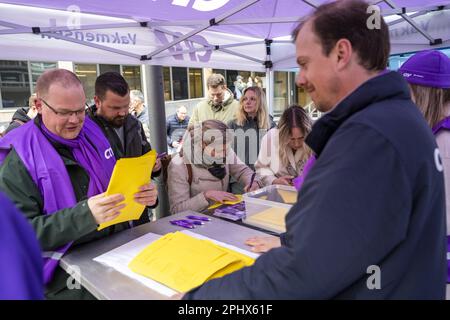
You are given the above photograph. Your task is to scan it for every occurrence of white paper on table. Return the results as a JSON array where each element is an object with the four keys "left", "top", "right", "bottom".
[{"left": 93, "top": 230, "right": 259, "bottom": 297}]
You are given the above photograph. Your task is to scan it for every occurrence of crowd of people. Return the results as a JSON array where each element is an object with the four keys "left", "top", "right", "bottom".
[{"left": 0, "top": 0, "right": 449, "bottom": 300}]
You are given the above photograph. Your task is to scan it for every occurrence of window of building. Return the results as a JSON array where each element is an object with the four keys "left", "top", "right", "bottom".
[
  {"left": 122, "top": 66, "right": 141, "bottom": 91},
  {"left": 75, "top": 64, "right": 97, "bottom": 104},
  {"left": 30, "top": 61, "right": 57, "bottom": 93},
  {"left": 273, "top": 71, "right": 288, "bottom": 115},
  {"left": 189, "top": 68, "right": 203, "bottom": 99},
  {"left": 172, "top": 67, "right": 188, "bottom": 100},
  {"left": 0, "top": 60, "right": 30, "bottom": 108},
  {"left": 163, "top": 67, "right": 172, "bottom": 101},
  {"left": 99, "top": 64, "right": 120, "bottom": 75}
]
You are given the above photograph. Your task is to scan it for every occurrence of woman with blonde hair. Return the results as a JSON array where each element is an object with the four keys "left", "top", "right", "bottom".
[
  {"left": 255, "top": 105, "right": 312, "bottom": 186},
  {"left": 228, "top": 86, "right": 275, "bottom": 193},
  {"left": 167, "top": 120, "right": 261, "bottom": 214}
]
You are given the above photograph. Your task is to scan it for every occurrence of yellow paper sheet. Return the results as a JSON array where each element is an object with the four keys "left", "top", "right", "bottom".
[
  {"left": 245, "top": 207, "right": 288, "bottom": 233},
  {"left": 208, "top": 195, "right": 243, "bottom": 210},
  {"left": 278, "top": 190, "right": 297, "bottom": 204},
  {"left": 128, "top": 232, "right": 254, "bottom": 292},
  {"left": 98, "top": 150, "right": 156, "bottom": 231}
]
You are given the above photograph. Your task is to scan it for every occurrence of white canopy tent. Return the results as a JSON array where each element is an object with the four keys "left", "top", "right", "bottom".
[
  {"left": 1, "top": 0, "right": 449, "bottom": 216},
  {"left": 0, "top": 0, "right": 449, "bottom": 115},
  {"left": 0, "top": 0, "right": 449, "bottom": 71}
]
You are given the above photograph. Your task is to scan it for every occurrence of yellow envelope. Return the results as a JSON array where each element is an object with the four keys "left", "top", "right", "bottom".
[
  {"left": 208, "top": 195, "right": 243, "bottom": 210},
  {"left": 128, "top": 232, "right": 254, "bottom": 292},
  {"left": 98, "top": 150, "right": 157, "bottom": 231},
  {"left": 245, "top": 207, "right": 288, "bottom": 233},
  {"left": 278, "top": 190, "right": 297, "bottom": 204}
]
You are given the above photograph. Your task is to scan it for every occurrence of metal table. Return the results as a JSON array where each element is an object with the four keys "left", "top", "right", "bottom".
[{"left": 59, "top": 211, "right": 272, "bottom": 300}]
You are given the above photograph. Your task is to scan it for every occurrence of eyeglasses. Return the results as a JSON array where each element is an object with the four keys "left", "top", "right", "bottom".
[{"left": 40, "top": 98, "right": 85, "bottom": 119}]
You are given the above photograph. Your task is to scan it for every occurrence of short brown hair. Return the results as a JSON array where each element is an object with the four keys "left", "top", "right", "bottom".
[
  {"left": 35, "top": 69, "right": 82, "bottom": 98},
  {"left": 207, "top": 73, "right": 226, "bottom": 89},
  {"left": 292, "top": 0, "right": 390, "bottom": 72},
  {"left": 95, "top": 72, "right": 129, "bottom": 100}
]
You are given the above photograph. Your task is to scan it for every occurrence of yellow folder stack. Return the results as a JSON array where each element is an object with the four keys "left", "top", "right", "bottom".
[{"left": 128, "top": 232, "right": 254, "bottom": 292}]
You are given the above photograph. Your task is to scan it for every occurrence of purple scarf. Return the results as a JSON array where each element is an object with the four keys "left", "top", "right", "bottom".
[{"left": 0, "top": 117, "right": 115, "bottom": 284}]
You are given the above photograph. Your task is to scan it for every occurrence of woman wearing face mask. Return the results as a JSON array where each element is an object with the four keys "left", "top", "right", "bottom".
[
  {"left": 167, "top": 120, "right": 261, "bottom": 214},
  {"left": 399, "top": 50, "right": 450, "bottom": 285},
  {"left": 255, "top": 105, "right": 312, "bottom": 186},
  {"left": 227, "top": 86, "right": 276, "bottom": 193}
]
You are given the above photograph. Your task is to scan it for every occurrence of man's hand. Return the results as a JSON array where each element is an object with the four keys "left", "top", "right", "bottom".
[
  {"left": 88, "top": 193, "right": 126, "bottom": 225},
  {"left": 272, "top": 175, "right": 294, "bottom": 186},
  {"left": 245, "top": 236, "right": 281, "bottom": 253},
  {"left": 134, "top": 182, "right": 158, "bottom": 206},
  {"left": 204, "top": 190, "right": 238, "bottom": 203},
  {"left": 153, "top": 158, "right": 161, "bottom": 172}
]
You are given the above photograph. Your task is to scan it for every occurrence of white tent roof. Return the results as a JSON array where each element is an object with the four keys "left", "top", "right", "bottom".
[{"left": 0, "top": 0, "right": 449, "bottom": 71}]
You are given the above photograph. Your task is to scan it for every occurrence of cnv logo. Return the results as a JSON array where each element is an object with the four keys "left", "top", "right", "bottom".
[
  {"left": 172, "top": 0, "right": 231, "bottom": 12},
  {"left": 155, "top": 30, "right": 212, "bottom": 63}
]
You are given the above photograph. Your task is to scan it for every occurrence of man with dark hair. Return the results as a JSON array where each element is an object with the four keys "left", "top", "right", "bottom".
[
  {"left": 0, "top": 69, "right": 158, "bottom": 299},
  {"left": 87, "top": 72, "right": 161, "bottom": 223},
  {"left": 183, "top": 0, "right": 446, "bottom": 299},
  {"left": 189, "top": 73, "right": 239, "bottom": 125}
]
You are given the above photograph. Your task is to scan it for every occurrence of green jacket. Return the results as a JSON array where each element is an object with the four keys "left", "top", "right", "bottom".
[
  {"left": 0, "top": 144, "right": 130, "bottom": 300},
  {"left": 189, "top": 88, "right": 239, "bottom": 125}
]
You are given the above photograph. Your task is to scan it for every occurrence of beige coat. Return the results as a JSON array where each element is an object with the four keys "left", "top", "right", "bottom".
[
  {"left": 435, "top": 104, "right": 450, "bottom": 236},
  {"left": 255, "top": 128, "right": 308, "bottom": 186},
  {"left": 168, "top": 149, "right": 257, "bottom": 214}
]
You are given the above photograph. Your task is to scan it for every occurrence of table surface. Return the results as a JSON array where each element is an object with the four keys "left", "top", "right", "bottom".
[{"left": 59, "top": 211, "right": 271, "bottom": 300}]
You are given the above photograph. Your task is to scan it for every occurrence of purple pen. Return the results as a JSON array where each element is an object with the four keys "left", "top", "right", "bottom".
[
  {"left": 170, "top": 220, "right": 195, "bottom": 229},
  {"left": 179, "top": 219, "right": 204, "bottom": 225},
  {"left": 186, "top": 215, "right": 211, "bottom": 222}
]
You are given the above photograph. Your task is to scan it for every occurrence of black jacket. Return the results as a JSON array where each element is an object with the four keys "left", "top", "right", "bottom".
[
  {"left": 228, "top": 115, "right": 276, "bottom": 170},
  {"left": 4, "top": 107, "right": 31, "bottom": 135},
  {"left": 166, "top": 113, "right": 190, "bottom": 147},
  {"left": 87, "top": 105, "right": 152, "bottom": 159},
  {"left": 184, "top": 71, "right": 447, "bottom": 299},
  {"left": 86, "top": 105, "right": 160, "bottom": 222}
]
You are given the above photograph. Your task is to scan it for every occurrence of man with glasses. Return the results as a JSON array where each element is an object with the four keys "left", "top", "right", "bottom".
[
  {"left": 0, "top": 69, "right": 158, "bottom": 299},
  {"left": 189, "top": 73, "right": 239, "bottom": 125},
  {"left": 87, "top": 72, "right": 160, "bottom": 223}
]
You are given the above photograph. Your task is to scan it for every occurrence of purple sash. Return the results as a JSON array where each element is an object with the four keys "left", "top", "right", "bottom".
[
  {"left": 293, "top": 155, "right": 316, "bottom": 191},
  {"left": 0, "top": 117, "right": 115, "bottom": 284}
]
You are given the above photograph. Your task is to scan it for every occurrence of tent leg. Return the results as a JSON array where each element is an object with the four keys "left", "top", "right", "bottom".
[
  {"left": 266, "top": 68, "right": 274, "bottom": 117},
  {"left": 142, "top": 65, "right": 170, "bottom": 219}
]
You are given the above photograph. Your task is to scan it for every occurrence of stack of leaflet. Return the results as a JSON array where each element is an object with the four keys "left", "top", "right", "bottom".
[{"left": 128, "top": 232, "right": 254, "bottom": 292}]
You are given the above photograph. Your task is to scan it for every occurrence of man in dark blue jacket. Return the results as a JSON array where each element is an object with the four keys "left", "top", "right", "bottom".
[
  {"left": 184, "top": 0, "right": 447, "bottom": 299},
  {"left": 166, "top": 105, "right": 189, "bottom": 154}
]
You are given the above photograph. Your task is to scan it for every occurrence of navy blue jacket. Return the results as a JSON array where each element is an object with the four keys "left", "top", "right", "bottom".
[
  {"left": 184, "top": 71, "right": 447, "bottom": 299},
  {"left": 166, "top": 113, "right": 190, "bottom": 147}
]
